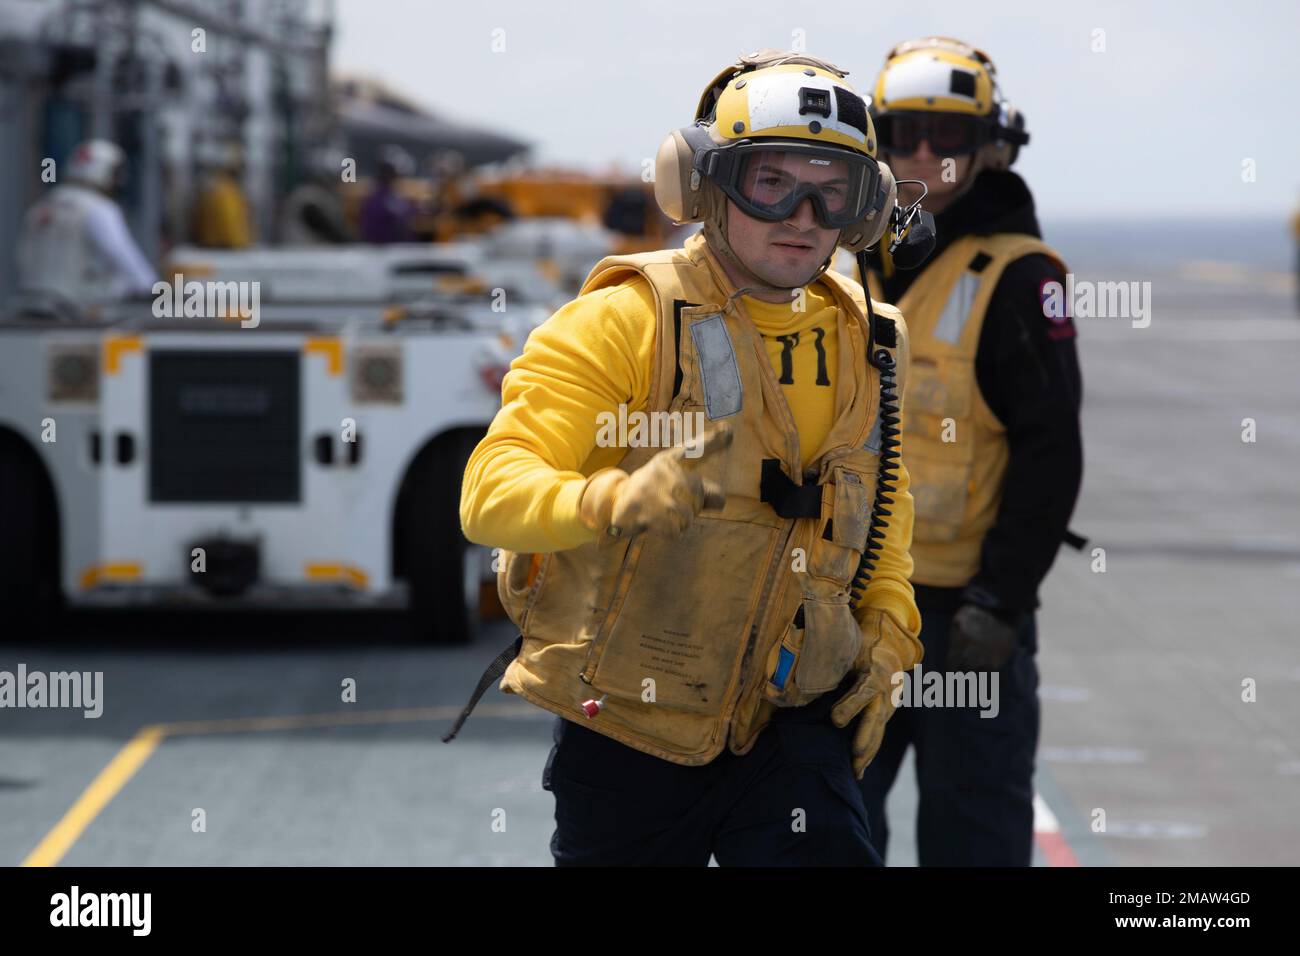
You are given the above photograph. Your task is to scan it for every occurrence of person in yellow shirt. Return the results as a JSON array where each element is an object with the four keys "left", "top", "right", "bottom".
[
  {"left": 190, "top": 147, "right": 254, "bottom": 249},
  {"left": 456, "top": 50, "right": 928, "bottom": 866}
]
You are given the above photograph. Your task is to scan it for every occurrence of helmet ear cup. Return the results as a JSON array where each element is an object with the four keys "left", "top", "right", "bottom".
[
  {"left": 839, "top": 160, "right": 896, "bottom": 253},
  {"left": 985, "top": 103, "right": 1024, "bottom": 170},
  {"left": 653, "top": 130, "right": 689, "bottom": 223},
  {"left": 654, "top": 126, "right": 711, "bottom": 223},
  {"left": 1004, "top": 107, "right": 1026, "bottom": 167}
]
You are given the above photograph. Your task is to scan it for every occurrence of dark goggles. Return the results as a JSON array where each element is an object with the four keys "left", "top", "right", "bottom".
[
  {"left": 700, "top": 141, "right": 882, "bottom": 229},
  {"left": 873, "top": 111, "right": 991, "bottom": 156}
]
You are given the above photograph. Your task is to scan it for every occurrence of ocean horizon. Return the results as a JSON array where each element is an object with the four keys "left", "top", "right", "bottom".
[{"left": 1042, "top": 216, "right": 1294, "bottom": 273}]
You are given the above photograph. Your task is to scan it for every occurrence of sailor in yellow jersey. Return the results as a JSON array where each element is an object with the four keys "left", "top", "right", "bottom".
[{"left": 456, "top": 50, "right": 929, "bottom": 866}]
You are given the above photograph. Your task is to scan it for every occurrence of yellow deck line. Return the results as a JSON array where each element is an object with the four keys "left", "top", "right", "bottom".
[
  {"left": 21, "top": 725, "right": 166, "bottom": 867},
  {"left": 20, "top": 704, "right": 543, "bottom": 867}
]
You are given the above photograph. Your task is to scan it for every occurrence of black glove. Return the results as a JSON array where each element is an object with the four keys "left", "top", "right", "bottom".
[{"left": 947, "top": 603, "right": 1018, "bottom": 672}]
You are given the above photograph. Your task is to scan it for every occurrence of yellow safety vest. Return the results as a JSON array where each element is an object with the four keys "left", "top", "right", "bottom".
[
  {"left": 495, "top": 232, "right": 910, "bottom": 765},
  {"left": 866, "top": 234, "right": 1063, "bottom": 587}
]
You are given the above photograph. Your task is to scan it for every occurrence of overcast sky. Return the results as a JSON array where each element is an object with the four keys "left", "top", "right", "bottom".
[{"left": 334, "top": 0, "right": 1299, "bottom": 221}]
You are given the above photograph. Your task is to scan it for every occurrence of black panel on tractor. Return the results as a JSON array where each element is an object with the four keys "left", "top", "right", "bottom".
[{"left": 150, "top": 350, "right": 301, "bottom": 503}]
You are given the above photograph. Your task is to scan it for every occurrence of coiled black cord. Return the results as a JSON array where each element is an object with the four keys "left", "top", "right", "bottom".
[{"left": 849, "top": 250, "right": 903, "bottom": 611}]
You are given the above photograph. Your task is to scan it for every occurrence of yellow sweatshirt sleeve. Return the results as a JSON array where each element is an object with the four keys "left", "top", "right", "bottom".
[
  {"left": 459, "top": 276, "right": 656, "bottom": 553},
  {"left": 852, "top": 303, "right": 923, "bottom": 668}
]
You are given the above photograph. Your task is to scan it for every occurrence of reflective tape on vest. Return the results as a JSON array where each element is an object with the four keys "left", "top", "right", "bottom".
[
  {"left": 688, "top": 313, "right": 744, "bottom": 419},
  {"left": 863, "top": 404, "right": 883, "bottom": 453},
  {"left": 933, "top": 271, "right": 979, "bottom": 344}
]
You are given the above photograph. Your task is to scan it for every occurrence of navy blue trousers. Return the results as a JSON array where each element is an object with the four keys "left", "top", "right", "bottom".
[
  {"left": 543, "top": 675, "right": 883, "bottom": 866},
  {"left": 857, "top": 608, "right": 1041, "bottom": 866}
]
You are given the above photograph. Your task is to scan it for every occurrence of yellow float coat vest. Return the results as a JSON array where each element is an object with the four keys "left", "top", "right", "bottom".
[
  {"left": 496, "top": 232, "right": 909, "bottom": 765},
  {"left": 869, "top": 234, "right": 1063, "bottom": 587}
]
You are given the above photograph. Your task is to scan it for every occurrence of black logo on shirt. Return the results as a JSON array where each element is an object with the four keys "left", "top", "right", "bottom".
[{"left": 774, "top": 327, "right": 831, "bottom": 387}]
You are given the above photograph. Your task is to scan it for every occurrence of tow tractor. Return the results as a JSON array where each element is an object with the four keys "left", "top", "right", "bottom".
[{"left": 0, "top": 276, "right": 549, "bottom": 643}]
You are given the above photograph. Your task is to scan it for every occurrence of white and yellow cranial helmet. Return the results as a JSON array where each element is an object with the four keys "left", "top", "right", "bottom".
[
  {"left": 655, "top": 49, "right": 899, "bottom": 256},
  {"left": 869, "top": 37, "right": 1029, "bottom": 172}
]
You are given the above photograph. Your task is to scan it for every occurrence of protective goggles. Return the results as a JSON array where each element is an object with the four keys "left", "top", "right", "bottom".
[
  {"left": 873, "top": 111, "right": 991, "bottom": 156},
  {"left": 700, "top": 141, "right": 882, "bottom": 229}
]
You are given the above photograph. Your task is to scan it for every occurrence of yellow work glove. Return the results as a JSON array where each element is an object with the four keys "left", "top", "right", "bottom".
[
  {"left": 578, "top": 422, "right": 732, "bottom": 539},
  {"left": 830, "top": 608, "right": 920, "bottom": 779}
]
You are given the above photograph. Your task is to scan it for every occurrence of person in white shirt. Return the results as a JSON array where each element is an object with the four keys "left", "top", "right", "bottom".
[{"left": 17, "top": 140, "right": 157, "bottom": 309}]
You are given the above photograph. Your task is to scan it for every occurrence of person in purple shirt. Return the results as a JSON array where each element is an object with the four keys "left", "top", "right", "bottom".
[{"left": 359, "top": 148, "right": 415, "bottom": 244}]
